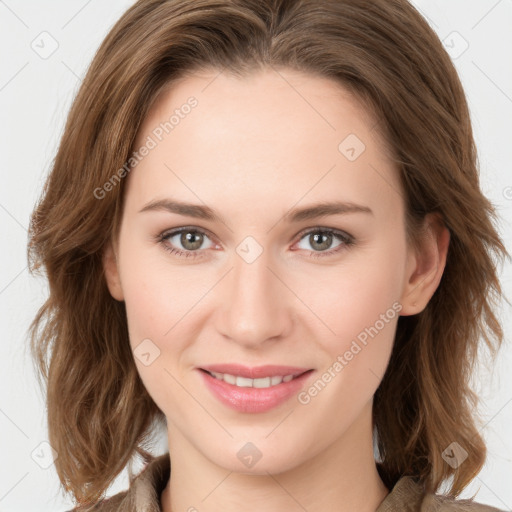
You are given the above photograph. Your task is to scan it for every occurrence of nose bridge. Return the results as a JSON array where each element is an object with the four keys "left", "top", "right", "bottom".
[{"left": 217, "top": 243, "right": 290, "bottom": 346}]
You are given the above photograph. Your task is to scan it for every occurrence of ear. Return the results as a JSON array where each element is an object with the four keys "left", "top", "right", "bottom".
[
  {"left": 102, "top": 239, "right": 124, "bottom": 301},
  {"left": 399, "top": 212, "right": 450, "bottom": 316}
]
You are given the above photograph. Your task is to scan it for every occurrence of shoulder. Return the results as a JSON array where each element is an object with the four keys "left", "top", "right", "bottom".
[
  {"left": 67, "top": 453, "right": 170, "bottom": 511},
  {"left": 377, "top": 476, "right": 506, "bottom": 512}
]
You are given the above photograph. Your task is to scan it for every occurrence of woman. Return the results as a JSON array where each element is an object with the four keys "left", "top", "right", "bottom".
[{"left": 27, "top": 0, "right": 509, "bottom": 511}]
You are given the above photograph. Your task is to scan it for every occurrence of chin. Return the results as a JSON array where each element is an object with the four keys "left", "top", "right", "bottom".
[{"left": 200, "top": 438, "right": 307, "bottom": 476}]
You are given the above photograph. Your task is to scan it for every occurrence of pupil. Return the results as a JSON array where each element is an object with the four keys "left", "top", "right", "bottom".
[
  {"left": 182, "top": 231, "right": 203, "bottom": 250},
  {"left": 312, "top": 232, "right": 332, "bottom": 251}
]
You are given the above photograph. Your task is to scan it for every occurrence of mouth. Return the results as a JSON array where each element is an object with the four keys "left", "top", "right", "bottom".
[
  {"left": 197, "top": 364, "right": 315, "bottom": 413},
  {"left": 199, "top": 368, "right": 310, "bottom": 389},
  {"left": 199, "top": 363, "right": 312, "bottom": 386}
]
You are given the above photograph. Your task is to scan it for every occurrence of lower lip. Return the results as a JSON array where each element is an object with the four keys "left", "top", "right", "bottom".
[{"left": 198, "top": 369, "right": 314, "bottom": 413}]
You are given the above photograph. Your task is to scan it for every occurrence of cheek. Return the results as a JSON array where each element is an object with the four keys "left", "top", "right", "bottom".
[
  {"left": 118, "top": 234, "right": 201, "bottom": 345},
  {"left": 298, "top": 237, "right": 406, "bottom": 415},
  {"left": 118, "top": 254, "right": 192, "bottom": 412},
  {"left": 121, "top": 270, "right": 168, "bottom": 349},
  {"left": 301, "top": 240, "right": 405, "bottom": 349},
  {"left": 117, "top": 238, "right": 213, "bottom": 409},
  {"left": 294, "top": 250, "right": 403, "bottom": 436}
]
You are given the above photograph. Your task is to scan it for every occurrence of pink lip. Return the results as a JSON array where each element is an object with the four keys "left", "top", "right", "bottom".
[{"left": 198, "top": 365, "right": 314, "bottom": 414}]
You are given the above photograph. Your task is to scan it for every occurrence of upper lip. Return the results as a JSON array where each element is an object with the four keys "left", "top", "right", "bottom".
[{"left": 199, "top": 364, "right": 312, "bottom": 379}]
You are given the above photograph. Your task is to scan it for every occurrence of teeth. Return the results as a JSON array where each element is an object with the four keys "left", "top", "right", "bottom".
[
  {"left": 236, "top": 376, "right": 253, "bottom": 387},
  {"left": 252, "top": 376, "right": 270, "bottom": 388},
  {"left": 209, "top": 371, "right": 297, "bottom": 388},
  {"left": 271, "top": 376, "right": 282, "bottom": 386}
]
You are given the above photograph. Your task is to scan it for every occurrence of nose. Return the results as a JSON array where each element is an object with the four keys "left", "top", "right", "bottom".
[{"left": 215, "top": 246, "right": 293, "bottom": 348}]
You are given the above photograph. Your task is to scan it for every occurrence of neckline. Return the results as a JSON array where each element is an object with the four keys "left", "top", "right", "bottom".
[{"left": 140, "top": 454, "right": 424, "bottom": 512}]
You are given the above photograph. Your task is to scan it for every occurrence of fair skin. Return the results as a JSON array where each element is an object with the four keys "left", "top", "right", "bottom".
[{"left": 103, "top": 67, "right": 449, "bottom": 512}]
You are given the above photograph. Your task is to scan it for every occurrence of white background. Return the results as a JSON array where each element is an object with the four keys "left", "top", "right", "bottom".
[{"left": 0, "top": 1, "right": 511, "bottom": 510}]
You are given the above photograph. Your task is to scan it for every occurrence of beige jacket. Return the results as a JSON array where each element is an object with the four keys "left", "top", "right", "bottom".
[{"left": 71, "top": 453, "right": 505, "bottom": 511}]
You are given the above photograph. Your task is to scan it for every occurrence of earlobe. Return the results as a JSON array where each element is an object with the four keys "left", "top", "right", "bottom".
[
  {"left": 400, "top": 213, "right": 450, "bottom": 316},
  {"left": 102, "top": 241, "right": 124, "bottom": 301}
]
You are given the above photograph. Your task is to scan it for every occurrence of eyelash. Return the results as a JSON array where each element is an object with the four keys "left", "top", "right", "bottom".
[{"left": 156, "top": 226, "right": 355, "bottom": 260}]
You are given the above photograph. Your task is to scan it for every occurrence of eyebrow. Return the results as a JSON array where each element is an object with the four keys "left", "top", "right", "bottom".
[{"left": 138, "top": 198, "right": 373, "bottom": 223}]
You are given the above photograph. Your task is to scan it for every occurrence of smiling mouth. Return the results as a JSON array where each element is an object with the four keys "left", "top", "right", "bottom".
[
  {"left": 200, "top": 369, "right": 312, "bottom": 389},
  {"left": 198, "top": 366, "right": 315, "bottom": 413}
]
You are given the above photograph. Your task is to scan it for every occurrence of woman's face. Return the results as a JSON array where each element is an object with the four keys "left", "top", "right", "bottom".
[{"left": 104, "top": 68, "right": 432, "bottom": 474}]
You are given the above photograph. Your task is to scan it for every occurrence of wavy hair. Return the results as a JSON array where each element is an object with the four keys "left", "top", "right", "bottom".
[{"left": 27, "top": 0, "right": 509, "bottom": 506}]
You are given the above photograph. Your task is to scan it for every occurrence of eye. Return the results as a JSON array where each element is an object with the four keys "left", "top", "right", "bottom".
[
  {"left": 158, "top": 227, "right": 216, "bottom": 258},
  {"left": 157, "top": 226, "right": 354, "bottom": 260},
  {"left": 293, "top": 228, "right": 354, "bottom": 258}
]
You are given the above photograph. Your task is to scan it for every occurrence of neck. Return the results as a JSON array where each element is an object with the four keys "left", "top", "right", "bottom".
[{"left": 161, "top": 401, "right": 389, "bottom": 512}]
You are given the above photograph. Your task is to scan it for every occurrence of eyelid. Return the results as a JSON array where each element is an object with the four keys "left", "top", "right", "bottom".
[
  {"left": 158, "top": 225, "right": 220, "bottom": 250},
  {"left": 159, "top": 225, "right": 353, "bottom": 244},
  {"left": 160, "top": 225, "right": 217, "bottom": 240},
  {"left": 157, "top": 225, "right": 354, "bottom": 258},
  {"left": 293, "top": 225, "right": 353, "bottom": 242}
]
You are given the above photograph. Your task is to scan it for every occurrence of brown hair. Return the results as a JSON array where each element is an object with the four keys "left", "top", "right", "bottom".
[{"left": 27, "top": 0, "right": 509, "bottom": 506}]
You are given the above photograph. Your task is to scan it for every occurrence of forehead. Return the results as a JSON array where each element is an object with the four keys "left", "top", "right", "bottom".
[
  {"left": 138, "top": 67, "right": 383, "bottom": 148},
  {"left": 126, "top": 67, "right": 402, "bottom": 219}
]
